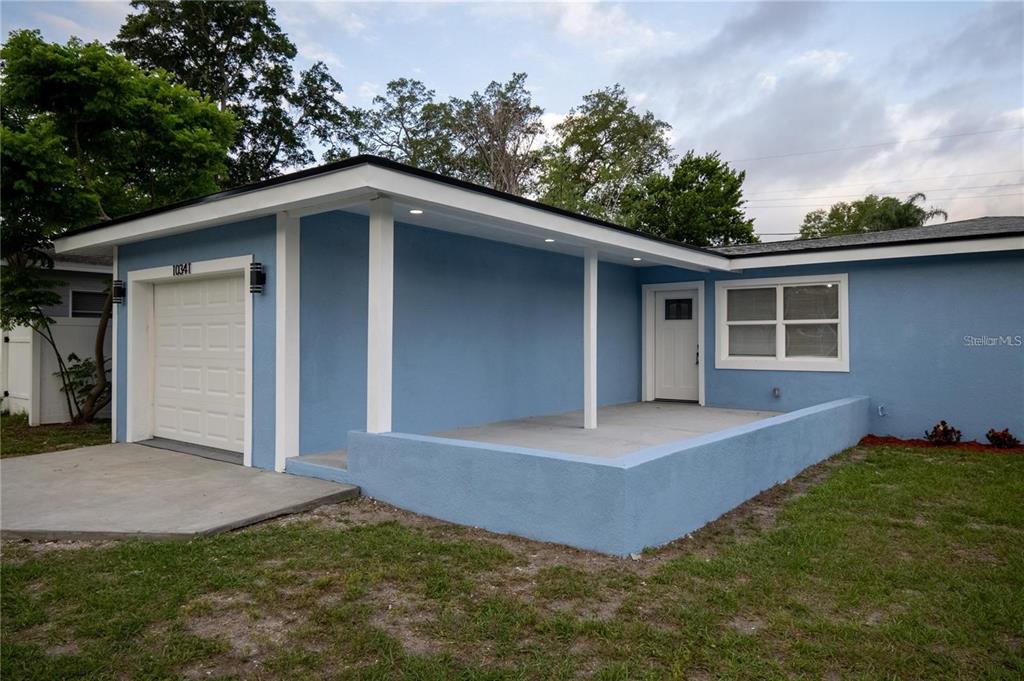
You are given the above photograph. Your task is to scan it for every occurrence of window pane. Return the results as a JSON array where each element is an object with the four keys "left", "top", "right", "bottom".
[
  {"left": 665, "top": 298, "right": 692, "bottom": 320},
  {"left": 785, "top": 323, "right": 839, "bottom": 358},
  {"left": 71, "top": 291, "right": 107, "bottom": 318},
  {"left": 728, "top": 324, "right": 776, "bottom": 356},
  {"left": 784, "top": 284, "right": 838, "bottom": 320},
  {"left": 727, "top": 288, "right": 776, "bottom": 321}
]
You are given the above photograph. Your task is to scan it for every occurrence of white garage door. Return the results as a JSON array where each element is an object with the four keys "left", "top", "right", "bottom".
[{"left": 153, "top": 275, "right": 246, "bottom": 452}]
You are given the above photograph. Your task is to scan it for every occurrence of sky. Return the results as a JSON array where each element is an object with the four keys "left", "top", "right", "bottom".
[{"left": 2, "top": 1, "right": 1022, "bottom": 241}]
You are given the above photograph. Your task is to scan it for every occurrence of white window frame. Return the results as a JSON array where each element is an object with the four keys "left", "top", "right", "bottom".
[
  {"left": 69, "top": 289, "right": 108, "bottom": 318},
  {"left": 715, "top": 273, "right": 849, "bottom": 372}
]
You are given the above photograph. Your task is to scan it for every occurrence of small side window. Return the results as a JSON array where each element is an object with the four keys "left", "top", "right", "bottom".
[
  {"left": 70, "top": 290, "right": 107, "bottom": 318},
  {"left": 665, "top": 298, "right": 692, "bottom": 320}
]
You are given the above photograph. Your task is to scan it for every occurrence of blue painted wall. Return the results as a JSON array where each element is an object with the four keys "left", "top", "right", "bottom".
[
  {"left": 115, "top": 217, "right": 277, "bottom": 468},
  {"left": 344, "top": 396, "right": 870, "bottom": 555},
  {"left": 392, "top": 224, "right": 641, "bottom": 434},
  {"left": 299, "top": 211, "right": 369, "bottom": 454},
  {"left": 641, "top": 251, "right": 1024, "bottom": 440}
]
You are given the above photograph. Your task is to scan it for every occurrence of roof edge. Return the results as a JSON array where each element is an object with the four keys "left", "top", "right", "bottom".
[
  {"left": 722, "top": 228, "right": 1024, "bottom": 258},
  {"left": 54, "top": 154, "right": 721, "bottom": 260}
]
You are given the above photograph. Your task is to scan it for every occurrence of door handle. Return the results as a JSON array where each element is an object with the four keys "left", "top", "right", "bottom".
[{"left": 695, "top": 345, "right": 700, "bottom": 366}]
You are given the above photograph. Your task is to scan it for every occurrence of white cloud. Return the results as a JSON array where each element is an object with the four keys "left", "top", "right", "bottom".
[
  {"left": 471, "top": 2, "right": 675, "bottom": 62},
  {"left": 357, "top": 81, "right": 380, "bottom": 102},
  {"left": 786, "top": 50, "right": 851, "bottom": 77},
  {"left": 757, "top": 72, "right": 778, "bottom": 92}
]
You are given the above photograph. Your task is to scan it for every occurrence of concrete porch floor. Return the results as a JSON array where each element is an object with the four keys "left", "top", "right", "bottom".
[
  {"left": 433, "top": 401, "right": 780, "bottom": 458},
  {"left": 1, "top": 444, "right": 359, "bottom": 540}
]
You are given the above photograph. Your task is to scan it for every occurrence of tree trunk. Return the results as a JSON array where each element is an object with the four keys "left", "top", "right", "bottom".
[{"left": 75, "top": 290, "right": 112, "bottom": 423}]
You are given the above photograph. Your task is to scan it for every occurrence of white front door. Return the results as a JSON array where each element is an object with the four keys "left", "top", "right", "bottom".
[
  {"left": 152, "top": 275, "right": 246, "bottom": 452},
  {"left": 654, "top": 290, "right": 699, "bottom": 401}
]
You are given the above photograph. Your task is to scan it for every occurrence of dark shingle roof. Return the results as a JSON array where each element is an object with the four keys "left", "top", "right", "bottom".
[{"left": 715, "top": 216, "right": 1024, "bottom": 257}]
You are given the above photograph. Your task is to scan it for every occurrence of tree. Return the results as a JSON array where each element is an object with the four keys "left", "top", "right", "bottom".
[
  {"left": 113, "top": 0, "right": 350, "bottom": 184},
  {"left": 1, "top": 30, "right": 236, "bottom": 421},
  {"left": 540, "top": 85, "right": 672, "bottom": 221},
  {"left": 347, "top": 78, "right": 460, "bottom": 174},
  {"left": 619, "top": 151, "right": 758, "bottom": 247},
  {"left": 798, "top": 193, "right": 948, "bottom": 239},
  {"left": 448, "top": 73, "right": 545, "bottom": 194}
]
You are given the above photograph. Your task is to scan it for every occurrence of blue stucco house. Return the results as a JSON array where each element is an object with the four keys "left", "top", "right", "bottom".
[{"left": 53, "top": 157, "right": 1024, "bottom": 554}]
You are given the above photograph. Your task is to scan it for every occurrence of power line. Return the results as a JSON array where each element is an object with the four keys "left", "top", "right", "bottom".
[
  {"left": 744, "top": 169, "right": 1024, "bottom": 197},
  {"left": 730, "top": 127, "right": 1024, "bottom": 163},
  {"left": 745, "top": 191, "right": 1024, "bottom": 209},
  {"left": 745, "top": 182, "right": 1024, "bottom": 203}
]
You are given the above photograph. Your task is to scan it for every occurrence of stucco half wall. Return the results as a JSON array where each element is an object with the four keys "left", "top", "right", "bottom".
[{"left": 342, "top": 396, "right": 871, "bottom": 555}]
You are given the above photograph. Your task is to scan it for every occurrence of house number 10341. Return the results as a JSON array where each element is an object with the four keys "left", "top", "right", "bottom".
[{"left": 172, "top": 263, "right": 192, "bottom": 276}]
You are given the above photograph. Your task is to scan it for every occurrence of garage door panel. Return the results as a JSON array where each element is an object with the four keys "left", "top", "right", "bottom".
[
  {"left": 153, "top": 274, "right": 245, "bottom": 452},
  {"left": 206, "top": 323, "right": 231, "bottom": 351}
]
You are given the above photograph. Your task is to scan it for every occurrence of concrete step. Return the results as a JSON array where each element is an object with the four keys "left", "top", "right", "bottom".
[{"left": 285, "top": 450, "right": 351, "bottom": 484}]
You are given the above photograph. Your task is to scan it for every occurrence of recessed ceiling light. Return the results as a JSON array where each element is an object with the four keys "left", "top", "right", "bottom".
[
  {"left": 632, "top": 257, "right": 642, "bottom": 262},
  {"left": 544, "top": 238, "right": 555, "bottom": 243},
  {"left": 409, "top": 209, "right": 423, "bottom": 215}
]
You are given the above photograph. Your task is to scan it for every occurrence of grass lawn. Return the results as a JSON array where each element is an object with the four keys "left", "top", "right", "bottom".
[
  {"left": 2, "top": 445, "right": 1022, "bottom": 680},
  {"left": 1, "top": 413, "right": 110, "bottom": 458}
]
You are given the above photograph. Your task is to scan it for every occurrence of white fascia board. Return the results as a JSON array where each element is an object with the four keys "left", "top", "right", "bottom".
[
  {"left": 53, "top": 262, "right": 112, "bottom": 273},
  {"left": 361, "top": 166, "right": 731, "bottom": 272},
  {"left": 54, "top": 166, "right": 379, "bottom": 253},
  {"left": 0, "top": 259, "right": 110, "bottom": 273},
  {"left": 54, "top": 160, "right": 729, "bottom": 270},
  {"left": 728, "top": 235, "right": 1024, "bottom": 269}
]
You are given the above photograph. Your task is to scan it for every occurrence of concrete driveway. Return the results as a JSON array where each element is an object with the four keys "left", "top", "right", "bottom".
[{"left": 1, "top": 444, "right": 359, "bottom": 540}]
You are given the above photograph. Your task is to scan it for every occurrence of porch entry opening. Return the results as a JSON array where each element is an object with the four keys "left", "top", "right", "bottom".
[{"left": 654, "top": 290, "right": 699, "bottom": 401}]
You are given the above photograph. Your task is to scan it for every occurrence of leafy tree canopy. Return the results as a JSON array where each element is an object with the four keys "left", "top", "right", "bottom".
[
  {"left": 798, "top": 193, "right": 948, "bottom": 239},
  {"left": 540, "top": 84, "right": 672, "bottom": 221},
  {"left": 448, "top": 73, "right": 545, "bottom": 195},
  {"left": 620, "top": 151, "right": 758, "bottom": 247},
  {"left": 112, "top": 0, "right": 349, "bottom": 184},
  {"left": 1, "top": 29, "right": 236, "bottom": 235},
  {"left": 346, "top": 78, "right": 460, "bottom": 175}
]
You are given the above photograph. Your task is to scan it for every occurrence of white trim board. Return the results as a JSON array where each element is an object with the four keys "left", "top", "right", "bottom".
[
  {"left": 275, "top": 214, "right": 300, "bottom": 471},
  {"left": 53, "top": 162, "right": 730, "bottom": 273},
  {"left": 714, "top": 273, "right": 850, "bottom": 373},
  {"left": 125, "top": 255, "right": 255, "bottom": 465},
  {"left": 111, "top": 247, "right": 118, "bottom": 443},
  {"left": 642, "top": 282, "right": 706, "bottom": 406}
]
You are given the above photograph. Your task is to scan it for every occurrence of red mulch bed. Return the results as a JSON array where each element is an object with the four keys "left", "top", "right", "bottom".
[{"left": 859, "top": 434, "right": 1023, "bottom": 452}]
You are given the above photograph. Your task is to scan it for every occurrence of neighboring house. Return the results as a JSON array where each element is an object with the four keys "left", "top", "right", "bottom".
[
  {"left": 1, "top": 254, "right": 113, "bottom": 425},
  {"left": 52, "top": 157, "right": 1023, "bottom": 554}
]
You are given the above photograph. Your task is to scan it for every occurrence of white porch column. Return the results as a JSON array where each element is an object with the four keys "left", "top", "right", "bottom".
[
  {"left": 111, "top": 245, "right": 119, "bottom": 443},
  {"left": 275, "top": 212, "right": 301, "bottom": 471},
  {"left": 583, "top": 248, "right": 598, "bottom": 429},
  {"left": 367, "top": 196, "right": 394, "bottom": 433}
]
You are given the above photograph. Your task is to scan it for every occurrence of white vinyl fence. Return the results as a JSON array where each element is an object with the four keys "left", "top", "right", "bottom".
[{"left": 1, "top": 319, "right": 111, "bottom": 425}]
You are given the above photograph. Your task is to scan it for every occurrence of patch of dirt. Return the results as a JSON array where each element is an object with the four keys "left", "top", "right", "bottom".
[
  {"left": 950, "top": 543, "right": 1000, "bottom": 564},
  {"left": 365, "top": 582, "right": 445, "bottom": 657},
  {"left": 728, "top": 615, "right": 764, "bottom": 635},
  {"left": 859, "top": 434, "right": 1023, "bottom": 453},
  {"left": 2, "top": 538, "right": 118, "bottom": 557},
  {"left": 182, "top": 589, "right": 301, "bottom": 675},
  {"left": 19, "top": 622, "right": 82, "bottom": 657}
]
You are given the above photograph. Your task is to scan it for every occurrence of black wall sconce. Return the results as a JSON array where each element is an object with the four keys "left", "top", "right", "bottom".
[
  {"left": 112, "top": 279, "right": 126, "bottom": 304},
  {"left": 249, "top": 263, "right": 266, "bottom": 294}
]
